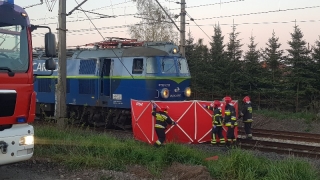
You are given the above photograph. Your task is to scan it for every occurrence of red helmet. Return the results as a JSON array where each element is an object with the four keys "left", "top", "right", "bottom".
[
  {"left": 213, "top": 100, "right": 221, "bottom": 108},
  {"left": 224, "top": 96, "right": 232, "bottom": 104},
  {"left": 243, "top": 96, "right": 250, "bottom": 103},
  {"left": 160, "top": 106, "right": 169, "bottom": 112}
]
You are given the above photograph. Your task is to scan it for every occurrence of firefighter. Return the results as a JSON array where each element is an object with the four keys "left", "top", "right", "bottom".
[
  {"left": 202, "top": 100, "right": 225, "bottom": 145},
  {"left": 238, "top": 96, "right": 253, "bottom": 139},
  {"left": 151, "top": 103, "right": 177, "bottom": 147},
  {"left": 223, "top": 96, "right": 237, "bottom": 147}
]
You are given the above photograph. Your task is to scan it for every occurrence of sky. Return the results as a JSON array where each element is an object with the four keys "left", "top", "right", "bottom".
[{"left": 14, "top": 0, "right": 320, "bottom": 53}]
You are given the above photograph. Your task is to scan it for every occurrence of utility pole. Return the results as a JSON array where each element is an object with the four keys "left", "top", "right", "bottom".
[
  {"left": 56, "top": 0, "right": 67, "bottom": 127},
  {"left": 180, "top": 0, "right": 186, "bottom": 57}
]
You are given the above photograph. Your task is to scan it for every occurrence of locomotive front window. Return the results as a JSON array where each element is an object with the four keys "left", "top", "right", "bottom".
[
  {"left": 146, "top": 57, "right": 157, "bottom": 73},
  {"left": 0, "top": 24, "right": 29, "bottom": 73},
  {"left": 161, "top": 58, "right": 176, "bottom": 74},
  {"left": 177, "top": 58, "right": 190, "bottom": 74}
]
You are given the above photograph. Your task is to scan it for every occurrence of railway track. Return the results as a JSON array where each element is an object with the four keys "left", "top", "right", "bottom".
[
  {"left": 238, "top": 128, "right": 320, "bottom": 143},
  {"left": 237, "top": 128, "right": 320, "bottom": 159}
]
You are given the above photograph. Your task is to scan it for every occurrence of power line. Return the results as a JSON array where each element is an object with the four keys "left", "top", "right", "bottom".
[
  {"left": 33, "top": 4, "right": 320, "bottom": 30},
  {"left": 30, "top": 0, "right": 172, "bottom": 21},
  {"left": 30, "top": 18, "right": 320, "bottom": 37},
  {"left": 169, "top": 0, "right": 245, "bottom": 10},
  {"left": 29, "top": 1, "right": 132, "bottom": 21},
  {"left": 29, "top": 0, "right": 242, "bottom": 22},
  {"left": 193, "top": 5, "right": 320, "bottom": 21},
  {"left": 74, "top": 0, "right": 105, "bottom": 40},
  {"left": 74, "top": 0, "right": 134, "bottom": 79},
  {"left": 186, "top": 12, "right": 211, "bottom": 42},
  {"left": 186, "top": 19, "right": 320, "bottom": 26},
  {"left": 31, "top": 30, "right": 125, "bottom": 38}
]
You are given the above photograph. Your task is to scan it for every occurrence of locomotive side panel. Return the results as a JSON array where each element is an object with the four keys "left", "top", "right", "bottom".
[{"left": 33, "top": 59, "right": 100, "bottom": 116}]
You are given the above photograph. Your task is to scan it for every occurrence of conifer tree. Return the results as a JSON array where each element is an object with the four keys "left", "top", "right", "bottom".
[
  {"left": 210, "top": 24, "right": 225, "bottom": 62},
  {"left": 226, "top": 25, "right": 243, "bottom": 62},
  {"left": 262, "top": 31, "right": 284, "bottom": 84},
  {"left": 225, "top": 24, "right": 243, "bottom": 94},
  {"left": 309, "top": 36, "right": 320, "bottom": 111},
  {"left": 209, "top": 24, "right": 226, "bottom": 94},
  {"left": 243, "top": 35, "right": 261, "bottom": 95},
  {"left": 260, "top": 31, "right": 284, "bottom": 107},
  {"left": 286, "top": 24, "right": 314, "bottom": 112}
]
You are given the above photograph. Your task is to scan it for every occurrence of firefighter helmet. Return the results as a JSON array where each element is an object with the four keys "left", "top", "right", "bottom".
[
  {"left": 243, "top": 96, "right": 250, "bottom": 103},
  {"left": 213, "top": 100, "right": 221, "bottom": 108},
  {"left": 160, "top": 106, "right": 169, "bottom": 112},
  {"left": 224, "top": 96, "right": 232, "bottom": 104}
]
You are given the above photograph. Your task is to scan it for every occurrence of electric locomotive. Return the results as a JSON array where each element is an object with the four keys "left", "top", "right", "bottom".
[{"left": 33, "top": 39, "right": 192, "bottom": 129}]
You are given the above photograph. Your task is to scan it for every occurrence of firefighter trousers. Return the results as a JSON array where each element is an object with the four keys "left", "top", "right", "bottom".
[
  {"left": 226, "top": 126, "right": 236, "bottom": 145},
  {"left": 211, "top": 126, "right": 225, "bottom": 144},
  {"left": 244, "top": 122, "right": 253, "bottom": 139},
  {"left": 154, "top": 128, "right": 166, "bottom": 147}
]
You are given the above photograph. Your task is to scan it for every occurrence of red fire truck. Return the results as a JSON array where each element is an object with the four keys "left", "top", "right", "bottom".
[{"left": 0, "top": 0, "right": 56, "bottom": 165}]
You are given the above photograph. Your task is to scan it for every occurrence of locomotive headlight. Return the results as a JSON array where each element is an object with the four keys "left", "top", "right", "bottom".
[
  {"left": 171, "top": 47, "right": 179, "bottom": 54},
  {"left": 19, "top": 135, "right": 34, "bottom": 146},
  {"left": 161, "top": 88, "right": 170, "bottom": 99},
  {"left": 184, "top": 87, "right": 191, "bottom": 97}
]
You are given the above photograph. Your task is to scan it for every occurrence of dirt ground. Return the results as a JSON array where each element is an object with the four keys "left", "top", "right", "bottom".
[{"left": 1, "top": 157, "right": 214, "bottom": 180}]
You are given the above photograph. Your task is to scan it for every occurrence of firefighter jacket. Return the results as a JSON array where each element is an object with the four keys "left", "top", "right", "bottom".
[
  {"left": 213, "top": 108, "right": 223, "bottom": 126},
  {"left": 152, "top": 108, "right": 175, "bottom": 129},
  {"left": 204, "top": 105, "right": 223, "bottom": 126},
  {"left": 224, "top": 103, "right": 237, "bottom": 127},
  {"left": 239, "top": 103, "right": 253, "bottom": 122}
]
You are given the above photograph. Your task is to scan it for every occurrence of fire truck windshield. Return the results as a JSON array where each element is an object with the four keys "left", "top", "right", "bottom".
[{"left": 0, "top": 24, "right": 28, "bottom": 73}]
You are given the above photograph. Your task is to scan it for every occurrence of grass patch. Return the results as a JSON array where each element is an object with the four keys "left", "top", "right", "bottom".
[
  {"left": 34, "top": 124, "right": 320, "bottom": 180},
  {"left": 255, "top": 109, "right": 317, "bottom": 122}
]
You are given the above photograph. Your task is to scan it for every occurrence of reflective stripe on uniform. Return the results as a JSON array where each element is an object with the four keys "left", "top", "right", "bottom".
[
  {"left": 244, "top": 119, "right": 253, "bottom": 122},
  {"left": 155, "top": 114, "right": 167, "bottom": 122},
  {"left": 155, "top": 124, "right": 165, "bottom": 128}
]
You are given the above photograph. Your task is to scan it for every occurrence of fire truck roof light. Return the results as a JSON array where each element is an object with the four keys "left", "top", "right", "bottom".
[
  {"left": 5, "top": 0, "right": 14, "bottom": 4},
  {"left": 17, "top": 117, "right": 26, "bottom": 123}
]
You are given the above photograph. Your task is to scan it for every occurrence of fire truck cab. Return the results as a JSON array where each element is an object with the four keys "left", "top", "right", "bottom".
[{"left": 0, "top": 0, "right": 56, "bottom": 165}]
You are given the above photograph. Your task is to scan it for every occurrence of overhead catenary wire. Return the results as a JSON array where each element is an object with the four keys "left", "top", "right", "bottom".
[
  {"left": 32, "top": 3, "right": 320, "bottom": 32},
  {"left": 29, "top": 0, "right": 243, "bottom": 22},
  {"left": 30, "top": 19, "right": 320, "bottom": 38},
  {"left": 74, "top": 0, "right": 135, "bottom": 79},
  {"left": 192, "top": 5, "right": 320, "bottom": 21},
  {"left": 186, "top": 12, "right": 211, "bottom": 42}
]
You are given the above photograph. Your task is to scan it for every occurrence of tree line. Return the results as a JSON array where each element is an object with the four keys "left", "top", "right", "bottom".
[
  {"left": 128, "top": 0, "right": 320, "bottom": 113},
  {"left": 185, "top": 24, "right": 320, "bottom": 113}
]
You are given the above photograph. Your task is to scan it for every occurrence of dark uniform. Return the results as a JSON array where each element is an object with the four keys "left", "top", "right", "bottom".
[
  {"left": 151, "top": 104, "right": 176, "bottom": 147},
  {"left": 239, "top": 96, "right": 253, "bottom": 139},
  {"left": 223, "top": 97, "right": 237, "bottom": 146},
  {"left": 203, "top": 102, "right": 225, "bottom": 145}
]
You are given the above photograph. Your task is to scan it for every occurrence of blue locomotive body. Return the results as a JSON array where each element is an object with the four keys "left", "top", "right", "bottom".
[{"left": 33, "top": 41, "right": 191, "bottom": 129}]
